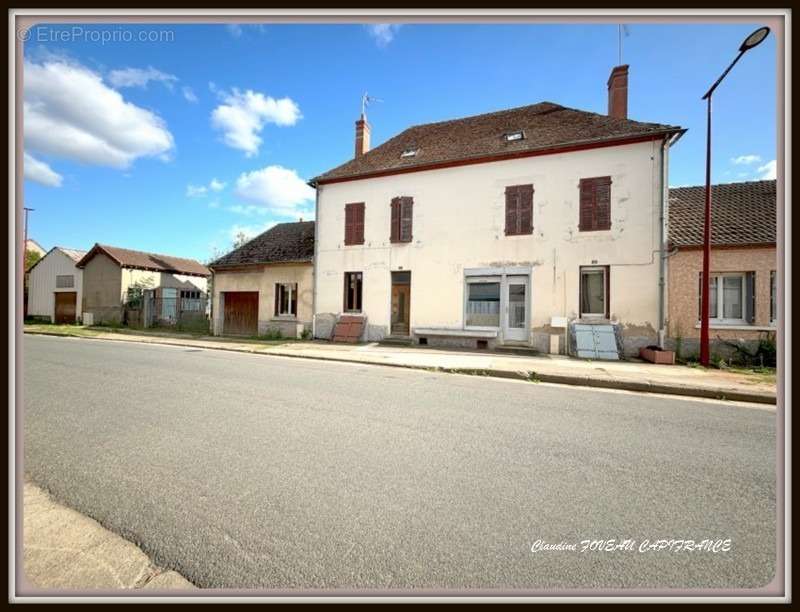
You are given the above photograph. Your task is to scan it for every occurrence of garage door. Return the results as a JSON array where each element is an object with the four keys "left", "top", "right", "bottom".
[
  {"left": 54, "top": 292, "right": 77, "bottom": 324},
  {"left": 223, "top": 292, "right": 259, "bottom": 336}
]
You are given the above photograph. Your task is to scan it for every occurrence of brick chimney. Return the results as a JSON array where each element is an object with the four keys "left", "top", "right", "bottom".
[
  {"left": 355, "top": 114, "right": 371, "bottom": 158},
  {"left": 607, "top": 64, "right": 629, "bottom": 120}
]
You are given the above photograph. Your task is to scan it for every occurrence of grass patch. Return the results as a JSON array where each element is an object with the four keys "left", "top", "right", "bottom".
[{"left": 23, "top": 323, "right": 103, "bottom": 338}]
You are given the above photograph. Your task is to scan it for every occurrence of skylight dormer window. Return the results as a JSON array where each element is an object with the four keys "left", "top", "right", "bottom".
[
  {"left": 400, "top": 148, "right": 419, "bottom": 158},
  {"left": 505, "top": 131, "right": 525, "bottom": 142}
]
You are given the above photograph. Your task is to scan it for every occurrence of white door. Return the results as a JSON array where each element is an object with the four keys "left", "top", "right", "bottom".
[{"left": 504, "top": 276, "right": 529, "bottom": 342}]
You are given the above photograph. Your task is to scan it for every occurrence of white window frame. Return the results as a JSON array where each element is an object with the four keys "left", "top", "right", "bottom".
[
  {"left": 464, "top": 276, "right": 502, "bottom": 331},
  {"left": 701, "top": 272, "right": 747, "bottom": 325},
  {"left": 579, "top": 266, "right": 607, "bottom": 319},
  {"left": 275, "top": 283, "right": 297, "bottom": 318}
]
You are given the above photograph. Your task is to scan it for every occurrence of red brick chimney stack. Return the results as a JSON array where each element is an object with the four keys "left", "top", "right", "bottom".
[
  {"left": 607, "top": 65, "right": 629, "bottom": 120},
  {"left": 355, "top": 114, "right": 371, "bottom": 158}
]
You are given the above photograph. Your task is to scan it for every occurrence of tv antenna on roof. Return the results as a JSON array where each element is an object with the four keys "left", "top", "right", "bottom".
[
  {"left": 618, "top": 24, "right": 630, "bottom": 65},
  {"left": 361, "top": 92, "right": 383, "bottom": 120}
]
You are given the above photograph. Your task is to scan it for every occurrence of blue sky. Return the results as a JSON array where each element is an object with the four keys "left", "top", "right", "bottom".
[{"left": 22, "top": 21, "right": 777, "bottom": 262}]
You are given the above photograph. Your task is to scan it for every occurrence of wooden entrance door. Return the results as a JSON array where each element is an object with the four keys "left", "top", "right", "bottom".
[
  {"left": 223, "top": 291, "right": 259, "bottom": 336},
  {"left": 391, "top": 282, "right": 410, "bottom": 335},
  {"left": 54, "top": 292, "right": 77, "bottom": 324}
]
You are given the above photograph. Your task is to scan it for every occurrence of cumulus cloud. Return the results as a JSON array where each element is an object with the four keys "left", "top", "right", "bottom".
[
  {"left": 731, "top": 154, "right": 761, "bottom": 165},
  {"left": 24, "top": 152, "right": 63, "bottom": 187},
  {"left": 182, "top": 86, "right": 198, "bottom": 103},
  {"left": 211, "top": 89, "right": 301, "bottom": 156},
  {"left": 108, "top": 66, "right": 178, "bottom": 89},
  {"left": 366, "top": 24, "right": 401, "bottom": 47},
  {"left": 757, "top": 160, "right": 776, "bottom": 180},
  {"left": 187, "top": 178, "right": 227, "bottom": 198},
  {"left": 234, "top": 165, "right": 314, "bottom": 217},
  {"left": 24, "top": 58, "right": 174, "bottom": 169}
]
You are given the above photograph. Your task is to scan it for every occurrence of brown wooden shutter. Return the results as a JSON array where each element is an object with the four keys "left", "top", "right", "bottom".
[
  {"left": 400, "top": 197, "right": 413, "bottom": 242},
  {"left": 345, "top": 203, "right": 364, "bottom": 245},
  {"left": 519, "top": 185, "right": 533, "bottom": 234},
  {"left": 390, "top": 197, "right": 401, "bottom": 242},
  {"left": 274, "top": 284, "right": 280, "bottom": 316},
  {"left": 579, "top": 179, "right": 595, "bottom": 231},
  {"left": 355, "top": 202, "right": 364, "bottom": 244},
  {"left": 505, "top": 186, "right": 518, "bottom": 235},
  {"left": 595, "top": 177, "right": 612, "bottom": 230},
  {"left": 344, "top": 204, "right": 353, "bottom": 245}
]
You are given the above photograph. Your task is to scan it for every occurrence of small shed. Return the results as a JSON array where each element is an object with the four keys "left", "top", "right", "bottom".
[{"left": 26, "top": 247, "right": 87, "bottom": 323}]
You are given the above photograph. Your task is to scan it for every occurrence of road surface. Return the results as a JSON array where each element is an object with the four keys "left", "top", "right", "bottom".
[{"left": 23, "top": 335, "right": 777, "bottom": 591}]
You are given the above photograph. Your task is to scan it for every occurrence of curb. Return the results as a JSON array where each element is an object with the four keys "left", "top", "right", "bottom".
[{"left": 24, "top": 331, "right": 776, "bottom": 405}]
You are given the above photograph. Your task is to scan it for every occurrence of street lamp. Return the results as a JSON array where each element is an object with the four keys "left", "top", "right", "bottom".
[{"left": 699, "top": 26, "right": 770, "bottom": 367}]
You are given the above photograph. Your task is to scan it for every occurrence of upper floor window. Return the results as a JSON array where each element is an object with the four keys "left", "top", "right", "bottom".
[
  {"left": 344, "top": 202, "right": 365, "bottom": 246},
  {"left": 56, "top": 274, "right": 74, "bottom": 288},
  {"left": 579, "top": 176, "right": 612, "bottom": 232},
  {"left": 390, "top": 196, "right": 413, "bottom": 243},
  {"left": 505, "top": 184, "right": 534, "bottom": 236}
]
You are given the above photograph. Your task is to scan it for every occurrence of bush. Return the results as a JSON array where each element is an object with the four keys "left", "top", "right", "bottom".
[{"left": 259, "top": 329, "right": 283, "bottom": 341}]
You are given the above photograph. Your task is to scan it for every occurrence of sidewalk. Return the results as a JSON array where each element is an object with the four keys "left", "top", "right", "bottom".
[
  {"left": 22, "top": 481, "right": 195, "bottom": 591},
  {"left": 24, "top": 326, "right": 777, "bottom": 404}
]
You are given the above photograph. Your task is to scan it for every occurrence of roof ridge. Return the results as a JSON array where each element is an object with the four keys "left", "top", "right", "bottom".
[{"left": 98, "top": 243, "right": 204, "bottom": 264}]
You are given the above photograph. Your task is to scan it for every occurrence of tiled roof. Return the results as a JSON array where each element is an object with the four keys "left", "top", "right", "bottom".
[
  {"left": 76, "top": 244, "right": 210, "bottom": 276},
  {"left": 59, "top": 247, "right": 87, "bottom": 263},
  {"left": 668, "top": 180, "right": 776, "bottom": 248},
  {"left": 312, "top": 102, "right": 682, "bottom": 183},
  {"left": 209, "top": 221, "right": 315, "bottom": 268}
]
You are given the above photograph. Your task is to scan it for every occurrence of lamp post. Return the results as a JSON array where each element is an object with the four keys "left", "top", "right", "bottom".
[{"left": 699, "top": 26, "right": 770, "bottom": 366}]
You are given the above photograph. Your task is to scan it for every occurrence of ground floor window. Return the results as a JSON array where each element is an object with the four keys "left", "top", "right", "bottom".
[
  {"left": 465, "top": 280, "right": 501, "bottom": 327},
  {"left": 579, "top": 266, "right": 608, "bottom": 318},
  {"left": 275, "top": 283, "right": 298, "bottom": 317},
  {"left": 698, "top": 272, "right": 750, "bottom": 324},
  {"left": 770, "top": 270, "right": 777, "bottom": 324},
  {"left": 180, "top": 289, "right": 203, "bottom": 312},
  {"left": 344, "top": 272, "right": 363, "bottom": 312}
]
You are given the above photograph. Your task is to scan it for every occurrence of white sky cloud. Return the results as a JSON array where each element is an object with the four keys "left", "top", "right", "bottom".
[
  {"left": 24, "top": 152, "right": 63, "bottom": 187},
  {"left": 211, "top": 89, "right": 301, "bottom": 156},
  {"left": 182, "top": 86, "right": 198, "bottom": 103},
  {"left": 366, "top": 24, "right": 401, "bottom": 47},
  {"left": 24, "top": 58, "right": 174, "bottom": 169},
  {"left": 757, "top": 160, "right": 776, "bottom": 180},
  {"left": 187, "top": 178, "right": 226, "bottom": 198},
  {"left": 234, "top": 165, "right": 314, "bottom": 217},
  {"left": 108, "top": 66, "right": 178, "bottom": 89},
  {"left": 730, "top": 154, "right": 762, "bottom": 165},
  {"left": 209, "top": 178, "right": 226, "bottom": 191}
]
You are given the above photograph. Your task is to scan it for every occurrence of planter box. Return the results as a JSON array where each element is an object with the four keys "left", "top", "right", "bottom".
[{"left": 639, "top": 346, "right": 676, "bottom": 365}]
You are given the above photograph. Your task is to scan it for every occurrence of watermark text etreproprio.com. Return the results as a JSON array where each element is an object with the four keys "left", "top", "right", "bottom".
[{"left": 18, "top": 25, "right": 175, "bottom": 45}]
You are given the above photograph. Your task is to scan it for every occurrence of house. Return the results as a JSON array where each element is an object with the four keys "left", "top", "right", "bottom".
[
  {"left": 25, "top": 239, "right": 47, "bottom": 258},
  {"left": 76, "top": 244, "right": 209, "bottom": 325},
  {"left": 667, "top": 179, "right": 777, "bottom": 357},
  {"left": 26, "top": 247, "right": 87, "bottom": 323},
  {"left": 309, "top": 65, "right": 685, "bottom": 356},
  {"left": 209, "top": 221, "right": 315, "bottom": 338}
]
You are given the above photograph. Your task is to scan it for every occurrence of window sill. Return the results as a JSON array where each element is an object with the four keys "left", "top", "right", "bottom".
[
  {"left": 272, "top": 316, "right": 297, "bottom": 321},
  {"left": 694, "top": 323, "right": 776, "bottom": 331}
]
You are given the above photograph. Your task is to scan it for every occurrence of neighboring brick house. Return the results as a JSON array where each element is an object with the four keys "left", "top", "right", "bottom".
[
  {"left": 209, "top": 221, "right": 315, "bottom": 338},
  {"left": 310, "top": 65, "right": 685, "bottom": 356},
  {"left": 666, "top": 180, "right": 777, "bottom": 357}
]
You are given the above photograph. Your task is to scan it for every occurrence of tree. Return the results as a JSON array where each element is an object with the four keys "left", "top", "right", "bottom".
[
  {"left": 24, "top": 249, "right": 42, "bottom": 273},
  {"left": 232, "top": 231, "right": 249, "bottom": 249}
]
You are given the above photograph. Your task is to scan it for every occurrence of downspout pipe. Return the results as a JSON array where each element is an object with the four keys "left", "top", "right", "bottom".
[{"left": 658, "top": 129, "right": 687, "bottom": 348}]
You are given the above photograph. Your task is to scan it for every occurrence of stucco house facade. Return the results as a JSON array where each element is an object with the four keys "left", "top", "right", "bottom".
[
  {"left": 310, "top": 65, "right": 684, "bottom": 356},
  {"left": 26, "top": 247, "right": 87, "bottom": 323},
  {"left": 666, "top": 180, "right": 777, "bottom": 358},
  {"left": 209, "top": 221, "right": 315, "bottom": 338},
  {"left": 76, "top": 244, "right": 209, "bottom": 325}
]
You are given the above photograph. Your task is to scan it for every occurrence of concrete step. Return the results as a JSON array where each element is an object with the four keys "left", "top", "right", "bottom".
[{"left": 494, "top": 345, "right": 541, "bottom": 357}]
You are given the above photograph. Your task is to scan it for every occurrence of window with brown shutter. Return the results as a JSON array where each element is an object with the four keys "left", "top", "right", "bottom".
[
  {"left": 344, "top": 202, "right": 365, "bottom": 245},
  {"left": 504, "top": 184, "right": 534, "bottom": 236},
  {"left": 578, "top": 177, "right": 612, "bottom": 232},
  {"left": 390, "top": 196, "right": 413, "bottom": 243}
]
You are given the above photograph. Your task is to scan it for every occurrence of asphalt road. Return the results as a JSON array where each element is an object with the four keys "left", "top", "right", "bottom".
[{"left": 23, "top": 335, "right": 777, "bottom": 591}]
